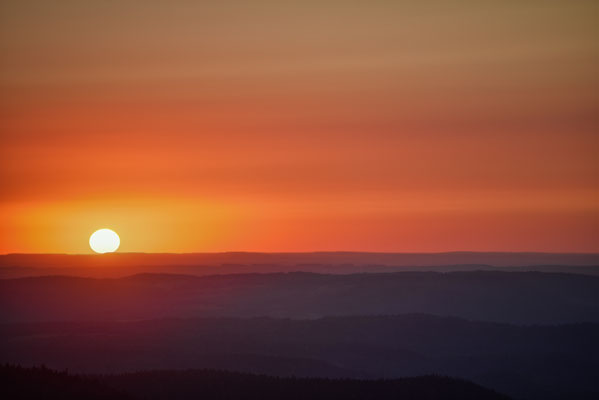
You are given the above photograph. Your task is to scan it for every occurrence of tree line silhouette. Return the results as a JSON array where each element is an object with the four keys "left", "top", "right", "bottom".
[{"left": 1, "top": 364, "right": 510, "bottom": 400}]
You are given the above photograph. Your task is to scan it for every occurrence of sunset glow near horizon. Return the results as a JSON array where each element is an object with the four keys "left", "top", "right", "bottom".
[{"left": 1, "top": 1, "right": 597, "bottom": 254}]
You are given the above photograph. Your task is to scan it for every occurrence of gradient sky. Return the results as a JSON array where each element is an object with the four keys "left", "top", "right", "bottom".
[{"left": 1, "top": 0, "right": 597, "bottom": 253}]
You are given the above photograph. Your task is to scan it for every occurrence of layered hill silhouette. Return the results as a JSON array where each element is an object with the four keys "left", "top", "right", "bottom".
[
  {"left": 1, "top": 364, "right": 510, "bottom": 400},
  {"left": 2, "top": 315, "right": 598, "bottom": 399},
  {"left": 1, "top": 271, "right": 598, "bottom": 324},
  {"left": 2, "top": 267, "right": 598, "bottom": 399}
]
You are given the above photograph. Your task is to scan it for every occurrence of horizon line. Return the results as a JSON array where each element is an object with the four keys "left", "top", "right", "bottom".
[{"left": 2, "top": 251, "right": 598, "bottom": 256}]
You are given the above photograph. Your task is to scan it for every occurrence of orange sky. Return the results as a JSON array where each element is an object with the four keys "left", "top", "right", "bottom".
[{"left": 1, "top": 1, "right": 598, "bottom": 253}]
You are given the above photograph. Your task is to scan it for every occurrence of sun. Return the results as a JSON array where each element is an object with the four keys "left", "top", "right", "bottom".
[{"left": 89, "top": 228, "right": 120, "bottom": 254}]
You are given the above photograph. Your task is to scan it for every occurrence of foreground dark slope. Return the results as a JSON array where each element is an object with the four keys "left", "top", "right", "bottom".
[
  {"left": 2, "top": 316, "right": 598, "bottom": 399},
  {"left": 1, "top": 365, "right": 133, "bottom": 400},
  {"left": 1, "top": 365, "right": 510, "bottom": 400},
  {"left": 1, "top": 271, "right": 598, "bottom": 324}
]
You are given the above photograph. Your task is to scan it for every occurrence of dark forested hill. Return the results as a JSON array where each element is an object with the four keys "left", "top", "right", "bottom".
[
  {"left": 1, "top": 364, "right": 510, "bottom": 400},
  {"left": 1, "top": 271, "right": 598, "bottom": 324},
  {"left": 1, "top": 364, "right": 134, "bottom": 400}
]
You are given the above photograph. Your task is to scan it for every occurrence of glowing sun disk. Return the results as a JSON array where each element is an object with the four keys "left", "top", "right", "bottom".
[{"left": 89, "top": 228, "right": 120, "bottom": 254}]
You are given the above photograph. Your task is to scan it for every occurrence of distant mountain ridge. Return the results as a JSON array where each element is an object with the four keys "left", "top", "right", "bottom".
[
  {"left": 2, "top": 251, "right": 598, "bottom": 267},
  {"left": 1, "top": 252, "right": 597, "bottom": 279}
]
